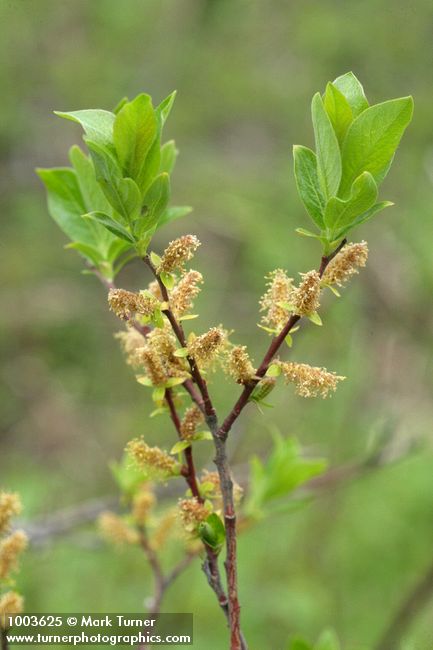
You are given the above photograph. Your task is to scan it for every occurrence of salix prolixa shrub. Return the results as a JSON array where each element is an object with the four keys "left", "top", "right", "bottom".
[{"left": 38, "top": 73, "right": 413, "bottom": 650}]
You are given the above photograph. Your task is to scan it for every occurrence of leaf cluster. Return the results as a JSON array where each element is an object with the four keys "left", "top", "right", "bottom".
[
  {"left": 293, "top": 72, "right": 413, "bottom": 252},
  {"left": 37, "top": 92, "right": 191, "bottom": 279}
]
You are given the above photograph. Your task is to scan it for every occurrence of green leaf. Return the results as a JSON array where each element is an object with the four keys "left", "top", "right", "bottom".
[
  {"left": 323, "top": 82, "right": 353, "bottom": 146},
  {"left": 332, "top": 71, "right": 369, "bottom": 117},
  {"left": 160, "top": 270, "right": 175, "bottom": 290},
  {"left": 293, "top": 145, "right": 325, "bottom": 228},
  {"left": 157, "top": 205, "right": 193, "bottom": 229},
  {"left": 150, "top": 251, "right": 162, "bottom": 267},
  {"left": 37, "top": 168, "right": 90, "bottom": 244},
  {"left": 84, "top": 212, "right": 135, "bottom": 243},
  {"left": 65, "top": 242, "right": 104, "bottom": 266},
  {"left": 160, "top": 140, "right": 178, "bottom": 174},
  {"left": 157, "top": 90, "right": 177, "bottom": 125},
  {"left": 54, "top": 109, "right": 115, "bottom": 149},
  {"left": 324, "top": 171, "right": 377, "bottom": 232},
  {"left": 308, "top": 311, "right": 322, "bottom": 326},
  {"left": 139, "top": 172, "right": 171, "bottom": 234},
  {"left": 339, "top": 96, "right": 414, "bottom": 197},
  {"left": 295, "top": 228, "right": 322, "bottom": 239},
  {"left": 192, "top": 430, "right": 213, "bottom": 441},
  {"left": 69, "top": 145, "right": 113, "bottom": 215},
  {"left": 287, "top": 638, "right": 313, "bottom": 650},
  {"left": 266, "top": 364, "right": 281, "bottom": 377},
  {"left": 170, "top": 440, "right": 191, "bottom": 454},
  {"left": 86, "top": 139, "right": 142, "bottom": 223},
  {"left": 315, "top": 629, "right": 340, "bottom": 650},
  {"left": 246, "top": 433, "right": 327, "bottom": 518},
  {"left": 165, "top": 377, "right": 186, "bottom": 388},
  {"left": 198, "top": 513, "right": 225, "bottom": 552},
  {"left": 311, "top": 93, "right": 341, "bottom": 199},
  {"left": 113, "top": 93, "right": 157, "bottom": 191}
]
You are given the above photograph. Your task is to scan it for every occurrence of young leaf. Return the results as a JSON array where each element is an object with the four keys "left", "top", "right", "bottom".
[
  {"left": 339, "top": 96, "right": 414, "bottom": 197},
  {"left": 287, "top": 640, "right": 313, "bottom": 650},
  {"left": 160, "top": 140, "right": 178, "bottom": 174},
  {"left": 246, "top": 433, "right": 327, "bottom": 517},
  {"left": 198, "top": 513, "right": 225, "bottom": 552},
  {"left": 170, "top": 440, "right": 191, "bottom": 454},
  {"left": 139, "top": 172, "right": 170, "bottom": 234},
  {"left": 293, "top": 145, "right": 325, "bottom": 228},
  {"left": 157, "top": 90, "right": 177, "bottom": 126},
  {"left": 324, "top": 171, "right": 377, "bottom": 232},
  {"left": 54, "top": 109, "right": 115, "bottom": 149},
  {"left": 157, "top": 206, "right": 193, "bottom": 229},
  {"left": 84, "top": 212, "right": 135, "bottom": 243},
  {"left": 323, "top": 82, "right": 353, "bottom": 146},
  {"left": 113, "top": 93, "right": 157, "bottom": 191},
  {"left": 86, "top": 139, "right": 142, "bottom": 223},
  {"left": 311, "top": 93, "right": 341, "bottom": 199},
  {"left": 332, "top": 71, "right": 369, "bottom": 117},
  {"left": 37, "top": 168, "right": 90, "bottom": 244}
]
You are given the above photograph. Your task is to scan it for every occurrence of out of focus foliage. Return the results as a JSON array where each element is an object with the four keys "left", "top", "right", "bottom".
[{"left": 1, "top": 1, "right": 433, "bottom": 648}]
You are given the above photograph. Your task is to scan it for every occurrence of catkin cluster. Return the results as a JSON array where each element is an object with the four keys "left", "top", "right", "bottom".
[{"left": 0, "top": 492, "right": 26, "bottom": 627}]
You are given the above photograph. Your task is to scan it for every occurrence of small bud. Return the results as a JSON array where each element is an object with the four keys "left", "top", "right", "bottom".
[
  {"left": 180, "top": 406, "right": 204, "bottom": 440},
  {"left": 227, "top": 345, "right": 255, "bottom": 384},
  {"left": 108, "top": 289, "right": 157, "bottom": 321},
  {"left": 0, "top": 493, "right": 22, "bottom": 535},
  {"left": 98, "top": 512, "right": 138, "bottom": 546},
  {"left": 0, "top": 531, "right": 28, "bottom": 581},
  {"left": 178, "top": 498, "right": 211, "bottom": 533},
  {"left": 157, "top": 235, "right": 201, "bottom": 274},
  {"left": 278, "top": 361, "right": 345, "bottom": 398},
  {"left": 171, "top": 270, "right": 203, "bottom": 316},
  {"left": 290, "top": 270, "right": 321, "bottom": 316},
  {"left": 127, "top": 439, "right": 179, "bottom": 477},
  {"left": 188, "top": 327, "right": 225, "bottom": 367},
  {"left": 322, "top": 241, "right": 369, "bottom": 287},
  {"left": 259, "top": 269, "right": 293, "bottom": 330},
  {"left": 0, "top": 591, "right": 24, "bottom": 628}
]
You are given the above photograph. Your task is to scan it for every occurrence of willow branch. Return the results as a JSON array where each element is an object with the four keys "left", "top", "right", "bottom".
[{"left": 217, "top": 239, "right": 347, "bottom": 441}]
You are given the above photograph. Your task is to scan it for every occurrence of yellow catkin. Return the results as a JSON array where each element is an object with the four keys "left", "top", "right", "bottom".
[
  {"left": 136, "top": 346, "right": 168, "bottom": 386},
  {"left": 188, "top": 327, "right": 225, "bottom": 367},
  {"left": 0, "top": 493, "right": 22, "bottom": 536},
  {"left": 147, "top": 280, "right": 164, "bottom": 302},
  {"left": 132, "top": 486, "right": 155, "bottom": 524},
  {"left": 178, "top": 498, "right": 210, "bottom": 533},
  {"left": 259, "top": 269, "right": 293, "bottom": 330},
  {"left": 151, "top": 509, "right": 178, "bottom": 550},
  {"left": 0, "top": 591, "right": 24, "bottom": 629},
  {"left": 0, "top": 531, "right": 28, "bottom": 581},
  {"left": 322, "top": 241, "right": 369, "bottom": 287},
  {"left": 171, "top": 270, "right": 203, "bottom": 316},
  {"left": 227, "top": 345, "right": 256, "bottom": 384},
  {"left": 115, "top": 329, "right": 146, "bottom": 368},
  {"left": 290, "top": 270, "right": 321, "bottom": 316},
  {"left": 180, "top": 406, "right": 204, "bottom": 440},
  {"left": 157, "top": 235, "right": 201, "bottom": 274},
  {"left": 108, "top": 289, "right": 157, "bottom": 320},
  {"left": 127, "top": 439, "right": 178, "bottom": 476},
  {"left": 136, "top": 328, "right": 188, "bottom": 383},
  {"left": 98, "top": 512, "right": 138, "bottom": 546},
  {"left": 201, "top": 470, "right": 243, "bottom": 505},
  {"left": 278, "top": 361, "right": 345, "bottom": 398}
]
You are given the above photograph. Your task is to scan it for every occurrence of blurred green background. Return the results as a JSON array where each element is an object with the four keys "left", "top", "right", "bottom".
[{"left": 1, "top": 1, "right": 432, "bottom": 648}]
